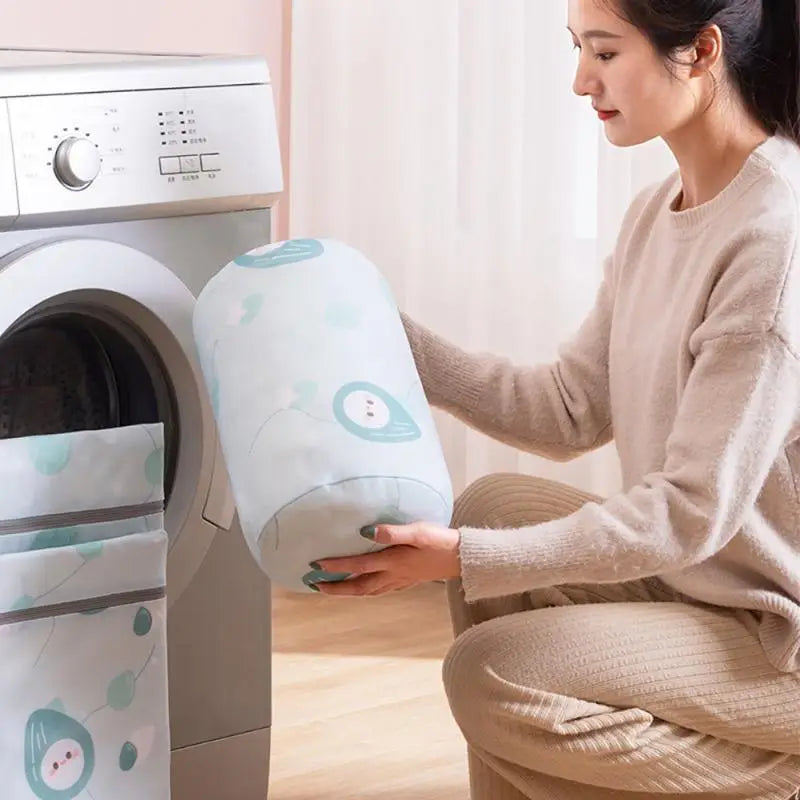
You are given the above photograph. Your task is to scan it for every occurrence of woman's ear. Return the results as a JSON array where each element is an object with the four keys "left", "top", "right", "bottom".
[{"left": 690, "top": 24, "right": 724, "bottom": 76}]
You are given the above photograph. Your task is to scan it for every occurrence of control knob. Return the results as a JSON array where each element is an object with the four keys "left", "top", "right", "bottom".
[{"left": 53, "top": 137, "right": 102, "bottom": 189}]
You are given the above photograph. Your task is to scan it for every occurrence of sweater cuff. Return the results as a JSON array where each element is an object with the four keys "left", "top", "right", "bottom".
[{"left": 457, "top": 513, "right": 611, "bottom": 601}]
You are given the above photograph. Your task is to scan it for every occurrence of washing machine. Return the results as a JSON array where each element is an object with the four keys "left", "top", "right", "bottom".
[{"left": 0, "top": 48, "right": 283, "bottom": 799}]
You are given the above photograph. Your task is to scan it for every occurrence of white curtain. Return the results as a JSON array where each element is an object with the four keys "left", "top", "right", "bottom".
[{"left": 289, "top": 0, "right": 676, "bottom": 497}]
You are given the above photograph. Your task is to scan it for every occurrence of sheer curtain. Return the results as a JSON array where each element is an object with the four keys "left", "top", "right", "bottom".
[{"left": 288, "top": 0, "right": 676, "bottom": 497}]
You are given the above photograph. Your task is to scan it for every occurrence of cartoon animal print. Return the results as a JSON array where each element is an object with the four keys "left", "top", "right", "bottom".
[
  {"left": 332, "top": 381, "right": 421, "bottom": 443},
  {"left": 233, "top": 239, "right": 324, "bottom": 268},
  {"left": 226, "top": 294, "right": 264, "bottom": 327},
  {"left": 24, "top": 709, "right": 95, "bottom": 799}
]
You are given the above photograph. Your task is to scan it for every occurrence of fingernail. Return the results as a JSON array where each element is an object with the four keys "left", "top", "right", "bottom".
[
  {"left": 309, "top": 561, "right": 322, "bottom": 570},
  {"left": 308, "top": 583, "right": 320, "bottom": 592},
  {"left": 360, "top": 525, "right": 376, "bottom": 540}
]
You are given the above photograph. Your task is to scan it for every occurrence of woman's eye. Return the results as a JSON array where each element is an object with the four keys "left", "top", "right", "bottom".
[{"left": 596, "top": 52, "right": 616, "bottom": 62}]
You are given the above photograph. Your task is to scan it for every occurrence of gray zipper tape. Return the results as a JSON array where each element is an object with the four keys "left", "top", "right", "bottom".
[
  {"left": 0, "top": 501, "right": 165, "bottom": 536},
  {"left": 0, "top": 585, "right": 167, "bottom": 626}
]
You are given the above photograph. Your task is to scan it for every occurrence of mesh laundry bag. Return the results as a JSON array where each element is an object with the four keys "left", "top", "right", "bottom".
[
  {"left": 193, "top": 238, "right": 454, "bottom": 592},
  {"left": 0, "top": 424, "right": 170, "bottom": 800}
]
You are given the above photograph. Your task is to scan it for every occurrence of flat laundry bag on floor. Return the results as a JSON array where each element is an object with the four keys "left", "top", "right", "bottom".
[
  {"left": 193, "top": 238, "right": 454, "bottom": 592},
  {"left": 0, "top": 423, "right": 170, "bottom": 800}
]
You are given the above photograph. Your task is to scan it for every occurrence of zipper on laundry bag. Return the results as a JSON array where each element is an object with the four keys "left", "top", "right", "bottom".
[
  {"left": 0, "top": 501, "right": 164, "bottom": 536},
  {"left": 0, "top": 585, "right": 167, "bottom": 626}
]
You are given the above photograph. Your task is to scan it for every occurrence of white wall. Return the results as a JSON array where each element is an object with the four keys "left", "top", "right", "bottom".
[
  {"left": 1, "top": 0, "right": 292, "bottom": 236},
  {"left": 2, "top": 0, "right": 279, "bottom": 56}
]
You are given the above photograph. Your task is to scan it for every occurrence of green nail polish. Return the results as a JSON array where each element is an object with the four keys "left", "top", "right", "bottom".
[
  {"left": 309, "top": 561, "right": 322, "bottom": 570},
  {"left": 308, "top": 583, "right": 320, "bottom": 592},
  {"left": 360, "top": 525, "right": 376, "bottom": 540}
]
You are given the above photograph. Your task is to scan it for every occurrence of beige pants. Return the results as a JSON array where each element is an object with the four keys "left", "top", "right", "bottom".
[{"left": 443, "top": 474, "right": 800, "bottom": 800}]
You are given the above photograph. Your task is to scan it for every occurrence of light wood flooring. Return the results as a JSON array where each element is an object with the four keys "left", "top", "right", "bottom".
[{"left": 269, "top": 582, "right": 469, "bottom": 799}]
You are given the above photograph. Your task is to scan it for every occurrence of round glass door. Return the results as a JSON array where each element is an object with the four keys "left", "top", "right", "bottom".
[{"left": 0, "top": 238, "right": 225, "bottom": 604}]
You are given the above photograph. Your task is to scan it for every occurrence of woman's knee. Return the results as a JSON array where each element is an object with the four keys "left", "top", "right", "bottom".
[
  {"left": 442, "top": 605, "right": 596, "bottom": 721},
  {"left": 442, "top": 613, "right": 540, "bottom": 737},
  {"left": 441, "top": 621, "right": 500, "bottom": 732},
  {"left": 452, "top": 473, "right": 598, "bottom": 529}
]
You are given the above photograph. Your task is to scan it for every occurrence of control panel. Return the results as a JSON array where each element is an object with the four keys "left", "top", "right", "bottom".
[
  {"left": 4, "top": 82, "right": 283, "bottom": 224},
  {"left": 155, "top": 99, "right": 221, "bottom": 179}
]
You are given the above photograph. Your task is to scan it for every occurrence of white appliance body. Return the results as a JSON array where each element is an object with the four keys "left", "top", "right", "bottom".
[{"left": 0, "top": 49, "right": 282, "bottom": 800}]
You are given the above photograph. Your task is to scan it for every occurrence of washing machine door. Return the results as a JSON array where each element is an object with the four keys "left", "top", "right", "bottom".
[{"left": 0, "top": 238, "right": 234, "bottom": 605}]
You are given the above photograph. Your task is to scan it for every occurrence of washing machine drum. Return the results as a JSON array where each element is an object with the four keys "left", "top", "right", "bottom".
[{"left": 0, "top": 313, "right": 176, "bottom": 495}]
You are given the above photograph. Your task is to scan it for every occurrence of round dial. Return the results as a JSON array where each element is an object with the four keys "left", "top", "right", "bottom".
[{"left": 53, "top": 137, "right": 102, "bottom": 189}]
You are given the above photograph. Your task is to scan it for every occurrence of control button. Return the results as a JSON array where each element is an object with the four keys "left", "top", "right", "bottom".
[
  {"left": 159, "top": 156, "right": 181, "bottom": 175},
  {"left": 201, "top": 153, "right": 221, "bottom": 172},
  {"left": 180, "top": 155, "right": 200, "bottom": 173}
]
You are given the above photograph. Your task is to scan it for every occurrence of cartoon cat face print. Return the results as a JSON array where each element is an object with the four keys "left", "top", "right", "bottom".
[
  {"left": 41, "top": 739, "right": 84, "bottom": 792},
  {"left": 342, "top": 390, "right": 391, "bottom": 430},
  {"left": 332, "top": 381, "right": 422, "bottom": 443},
  {"left": 25, "top": 709, "right": 95, "bottom": 800}
]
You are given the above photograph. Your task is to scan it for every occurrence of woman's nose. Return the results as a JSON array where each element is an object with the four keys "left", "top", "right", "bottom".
[{"left": 572, "top": 56, "right": 599, "bottom": 97}]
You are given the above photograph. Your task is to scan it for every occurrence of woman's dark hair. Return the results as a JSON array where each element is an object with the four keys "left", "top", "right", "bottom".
[{"left": 607, "top": 1, "right": 800, "bottom": 144}]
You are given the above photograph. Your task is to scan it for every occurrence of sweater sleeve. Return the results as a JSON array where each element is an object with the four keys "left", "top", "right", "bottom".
[
  {"left": 400, "top": 255, "right": 616, "bottom": 461},
  {"left": 458, "top": 330, "right": 800, "bottom": 601}
]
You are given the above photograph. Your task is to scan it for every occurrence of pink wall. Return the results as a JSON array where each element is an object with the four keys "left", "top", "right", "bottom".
[{"left": 1, "top": 0, "right": 292, "bottom": 237}]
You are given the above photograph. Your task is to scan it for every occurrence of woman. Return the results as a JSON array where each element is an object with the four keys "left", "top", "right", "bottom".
[{"left": 312, "top": 1, "right": 800, "bottom": 797}]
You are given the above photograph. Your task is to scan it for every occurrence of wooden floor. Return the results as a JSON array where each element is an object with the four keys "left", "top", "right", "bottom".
[{"left": 269, "top": 582, "right": 469, "bottom": 799}]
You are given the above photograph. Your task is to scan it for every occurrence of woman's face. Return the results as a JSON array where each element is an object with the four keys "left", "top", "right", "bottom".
[{"left": 568, "top": 0, "right": 700, "bottom": 147}]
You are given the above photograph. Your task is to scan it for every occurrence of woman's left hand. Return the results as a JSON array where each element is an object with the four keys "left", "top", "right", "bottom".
[{"left": 310, "top": 522, "right": 461, "bottom": 596}]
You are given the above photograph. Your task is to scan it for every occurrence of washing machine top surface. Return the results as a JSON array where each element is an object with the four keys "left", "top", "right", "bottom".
[
  {"left": 0, "top": 48, "right": 182, "bottom": 66},
  {"left": 0, "top": 47, "right": 270, "bottom": 97}
]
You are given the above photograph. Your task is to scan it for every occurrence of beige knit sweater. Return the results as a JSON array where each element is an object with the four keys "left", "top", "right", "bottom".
[{"left": 402, "top": 135, "right": 800, "bottom": 674}]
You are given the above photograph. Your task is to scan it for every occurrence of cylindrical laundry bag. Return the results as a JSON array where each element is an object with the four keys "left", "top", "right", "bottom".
[
  {"left": 193, "top": 238, "right": 454, "bottom": 592},
  {"left": 0, "top": 424, "right": 170, "bottom": 800}
]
